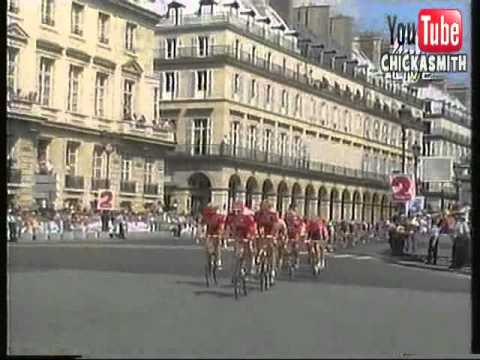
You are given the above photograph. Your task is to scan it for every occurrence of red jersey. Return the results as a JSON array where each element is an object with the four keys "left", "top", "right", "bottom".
[
  {"left": 202, "top": 210, "right": 225, "bottom": 236},
  {"left": 285, "top": 213, "right": 304, "bottom": 238},
  {"left": 255, "top": 209, "right": 279, "bottom": 236},
  {"left": 226, "top": 212, "right": 257, "bottom": 239},
  {"left": 306, "top": 220, "right": 329, "bottom": 241}
]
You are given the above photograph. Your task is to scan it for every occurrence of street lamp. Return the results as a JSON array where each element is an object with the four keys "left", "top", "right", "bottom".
[
  {"left": 398, "top": 105, "right": 411, "bottom": 174},
  {"left": 411, "top": 142, "right": 421, "bottom": 194},
  {"left": 104, "top": 143, "right": 114, "bottom": 189}
]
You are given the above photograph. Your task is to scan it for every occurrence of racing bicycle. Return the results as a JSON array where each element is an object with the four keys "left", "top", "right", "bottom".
[
  {"left": 204, "top": 234, "right": 221, "bottom": 287},
  {"left": 231, "top": 238, "right": 251, "bottom": 300}
]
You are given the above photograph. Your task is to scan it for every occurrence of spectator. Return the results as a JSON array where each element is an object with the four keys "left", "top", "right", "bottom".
[{"left": 8, "top": 208, "right": 18, "bottom": 242}]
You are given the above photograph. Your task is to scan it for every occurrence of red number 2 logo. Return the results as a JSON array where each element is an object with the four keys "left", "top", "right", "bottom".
[{"left": 98, "top": 191, "right": 113, "bottom": 209}]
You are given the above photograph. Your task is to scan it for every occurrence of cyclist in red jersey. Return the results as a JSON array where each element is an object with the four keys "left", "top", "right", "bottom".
[
  {"left": 284, "top": 204, "right": 306, "bottom": 269},
  {"left": 254, "top": 200, "right": 280, "bottom": 281},
  {"left": 225, "top": 201, "right": 257, "bottom": 274},
  {"left": 306, "top": 216, "right": 329, "bottom": 271},
  {"left": 201, "top": 204, "right": 226, "bottom": 269}
]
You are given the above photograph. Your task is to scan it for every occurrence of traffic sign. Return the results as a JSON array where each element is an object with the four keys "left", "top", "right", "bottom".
[
  {"left": 97, "top": 189, "right": 115, "bottom": 210},
  {"left": 390, "top": 174, "right": 416, "bottom": 202}
]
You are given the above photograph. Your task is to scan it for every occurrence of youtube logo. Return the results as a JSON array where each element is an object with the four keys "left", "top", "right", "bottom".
[{"left": 418, "top": 9, "right": 463, "bottom": 53}]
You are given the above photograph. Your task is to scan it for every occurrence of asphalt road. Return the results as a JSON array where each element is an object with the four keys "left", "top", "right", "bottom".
[{"left": 7, "top": 235, "right": 471, "bottom": 358}]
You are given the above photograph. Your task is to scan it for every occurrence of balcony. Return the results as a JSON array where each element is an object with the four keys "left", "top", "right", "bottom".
[
  {"left": 8, "top": 4, "right": 19, "bottom": 14},
  {"left": 156, "top": 13, "right": 423, "bottom": 109},
  {"left": 144, "top": 183, "right": 158, "bottom": 195},
  {"left": 91, "top": 178, "right": 110, "bottom": 190},
  {"left": 120, "top": 181, "right": 136, "bottom": 193},
  {"left": 168, "top": 144, "right": 389, "bottom": 188},
  {"left": 65, "top": 175, "right": 84, "bottom": 190},
  {"left": 426, "top": 128, "right": 471, "bottom": 147},
  {"left": 154, "top": 46, "right": 423, "bottom": 131},
  {"left": 8, "top": 169, "right": 22, "bottom": 184}
]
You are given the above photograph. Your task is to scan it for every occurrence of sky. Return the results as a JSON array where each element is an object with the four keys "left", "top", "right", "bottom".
[{"left": 153, "top": 0, "right": 471, "bottom": 87}]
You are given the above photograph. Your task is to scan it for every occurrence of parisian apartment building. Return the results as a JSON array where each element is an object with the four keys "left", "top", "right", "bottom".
[{"left": 6, "top": 0, "right": 471, "bottom": 221}]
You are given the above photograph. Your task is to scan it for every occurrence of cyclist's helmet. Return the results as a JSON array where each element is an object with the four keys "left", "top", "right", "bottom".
[{"left": 232, "top": 201, "right": 245, "bottom": 213}]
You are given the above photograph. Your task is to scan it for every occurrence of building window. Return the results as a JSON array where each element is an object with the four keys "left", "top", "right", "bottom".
[
  {"left": 281, "top": 90, "right": 287, "bottom": 109},
  {"left": 234, "top": 39, "right": 240, "bottom": 59},
  {"left": 192, "top": 118, "right": 210, "bottom": 155},
  {"left": 38, "top": 57, "right": 54, "bottom": 106},
  {"left": 123, "top": 79, "right": 135, "bottom": 118},
  {"left": 121, "top": 156, "right": 131, "bottom": 181},
  {"left": 293, "top": 136, "right": 301, "bottom": 158},
  {"left": 266, "top": 85, "right": 271, "bottom": 104},
  {"left": 166, "top": 38, "right": 177, "bottom": 59},
  {"left": 295, "top": 94, "right": 301, "bottom": 115},
  {"left": 263, "top": 128, "right": 272, "bottom": 153},
  {"left": 282, "top": 58, "right": 287, "bottom": 74},
  {"left": 66, "top": 142, "right": 78, "bottom": 176},
  {"left": 251, "top": 45, "right": 256, "bottom": 63},
  {"left": 230, "top": 121, "right": 241, "bottom": 155},
  {"left": 41, "top": 0, "right": 55, "bottom": 26},
  {"left": 279, "top": 133, "right": 288, "bottom": 157},
  {"left": 92, "top": 147, "right": 106, "bottom": 179},
  {"left": 247, "top": 126, "right": 256, "bottom": 150},
  {"left": 196, "top": 70, "right": 208, "bottom": 92},
  {"left": 37, "top": 139, "right": 52, "bottom": 175},
  {"left": 198, "top": 36, "right": 209, "bottom": 57},
  {"left": 234, "top": 74, "right": 240, "bottom": 94},
  {"left": 7, "top": 47, "right": 19, "bottom": 94},
  {"left": 67, "top": 65, "right": 82, "bottom": 113},
  {"left": 71, "top": 2, "right": 84, "bottom": 36},
  {"left": 98, "top": 13, "right": 110, "bottom": 44},
  {"left": 153, "top": 87, "right": 160, "bottom": 120},
  {"left": 125, "top": 22, "right": 136, "bottom": 51},
  {"left": 266, "top": 52, "right": 272, "bottom": 70},
  {"left": 250, "top": 79, "right": 256, "bottom": 99},
  {"left": 165, "top": 72, "right": 176, "bottom": 96},
  {"left": 8, "top": 0, "right": 19, "bottom": 13},
  {"left": 95, "top": 72, "right": 108, "bottom": 118},
  {"left": 144, "top": 160, "right": 154, "bottom": 184}
]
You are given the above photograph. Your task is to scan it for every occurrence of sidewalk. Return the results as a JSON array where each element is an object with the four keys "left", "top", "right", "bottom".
[
  {"left": 9, "top": 230, "right": 181, "bottom": 244},
  {"left": 332, "top": 235, "right": 471, "bottom": 276}
]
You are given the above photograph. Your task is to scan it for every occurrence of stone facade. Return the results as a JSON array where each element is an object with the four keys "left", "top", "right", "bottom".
[{"left": 7, "top": 0, "right": 174, "bottom": 211}]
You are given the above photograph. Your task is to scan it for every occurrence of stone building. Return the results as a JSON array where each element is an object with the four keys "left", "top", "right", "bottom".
[
  {"left": 7, "top": 0, "right": 174, "bottom": 212},
  {"left": 155, "top": 0, "right": 426, "bottom": 222}
]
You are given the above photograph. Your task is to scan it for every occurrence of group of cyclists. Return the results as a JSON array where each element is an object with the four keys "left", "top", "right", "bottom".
[{"left": 198, "top": 199, "right": 330, "bottom": 292}]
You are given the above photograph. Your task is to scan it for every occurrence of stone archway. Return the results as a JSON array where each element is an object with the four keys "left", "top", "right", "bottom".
[
  {"left": 277, "top": 181, "right": 289, "bottom": 215},
  {"left": 372, "top": 193, "right": 381, "bottom": 223},
  {"left": 352, "top": 191, "right": 361, "bottom": 221},
  {"left": 291, "top": 182, "right": 303, "bottom": 214},
  {"left": 304, "top": 184, "right": 316, "bottom": 218},
  {"left": 188, "top": 172, "right": 212, "bottom": 215},
  {"left": 227, "top": 174, "right": 243, "bottom": 211},
  {"left": 362, "top": 192, "right": 371, "bottom": 222},
  {"left": 245, "top": 176, "right": 260, "bottom": 210},
  {"left": 317, "top": 187, "right": 329, "bottom": 220},
  {"left": 380, "top": 194, "right": 389, "bottom": 221},
  {"left": 262, "top": 179, "right": 275, "bottom": 202},
  {"left": 330, "top": 188, "right": 340, "bottom": 221},
  {"left": 341, "top": 189, "right": 352, "bottom": 221}
]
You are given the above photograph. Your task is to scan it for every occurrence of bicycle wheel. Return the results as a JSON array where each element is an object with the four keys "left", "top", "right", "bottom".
[
  {"left": 212, "top": 257, "right": 218, "bottom": 286},
  {"left": 242, "top": 266, "right": 248, "bottom": 296},
  {"left": 205, "top": 261, "right": 211, "bottom": 287},
  {"left": 259, "top": 261, "right": 266, "bottom": 292}
]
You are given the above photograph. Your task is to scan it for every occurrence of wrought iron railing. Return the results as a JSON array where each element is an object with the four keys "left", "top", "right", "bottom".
[
  {"left": 91, "top": 178, "right": 110, "bottom": 190},
  {"left": 120, "top": 181, "right": 136, "bottom": 193},
  {"left": 65, "top": 175, "right": 84, "bottom": 189},
  {"left": 156, "top": 12, "right": 424, "bottom": 108},
  {"left": 170, "top": 144, "right": 389, "bottom": 184},
  {"left": 144, "top": 183, "right": 158, "bottom": 195},
  {"left": 155, "top": 45, "right": 422, "bottom": 130}
]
